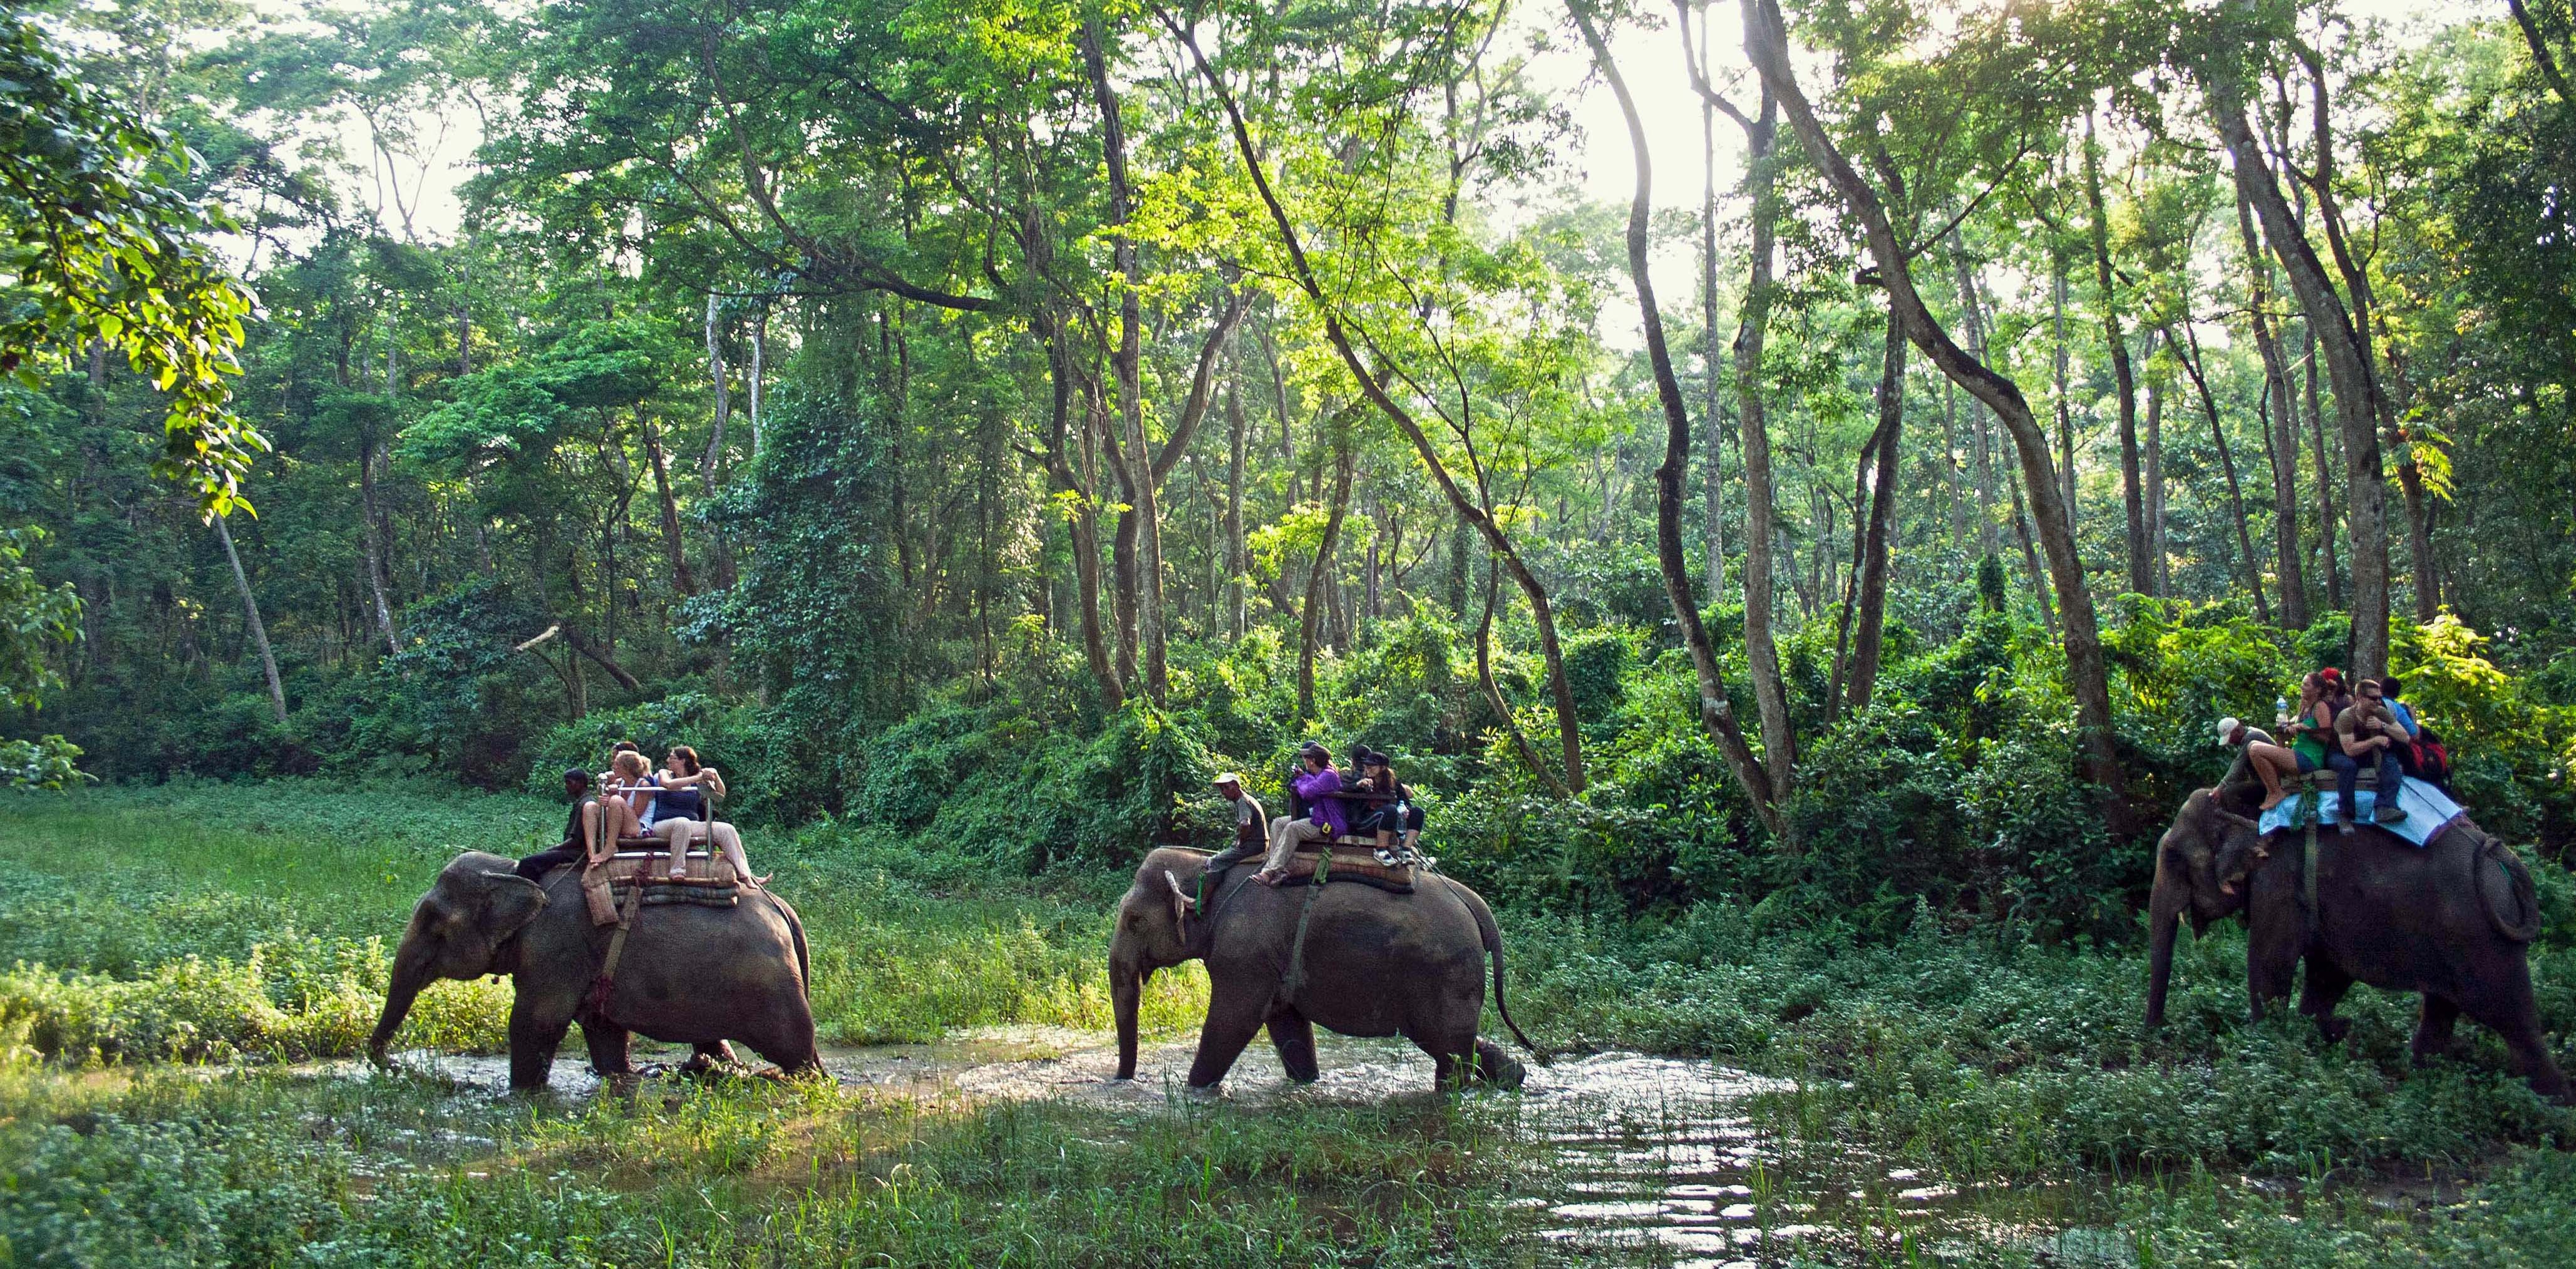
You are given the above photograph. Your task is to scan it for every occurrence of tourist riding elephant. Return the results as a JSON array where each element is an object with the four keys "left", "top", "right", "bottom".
[
  {"left": 1109, "top": 847, "right": 1538, "bottom": 1091},
  {"left": 2145, "top": 785, "right": 2565, "bottom": 1101},
  {"left": 368, "top": 851, "right": 821, "bottom": 1089}
]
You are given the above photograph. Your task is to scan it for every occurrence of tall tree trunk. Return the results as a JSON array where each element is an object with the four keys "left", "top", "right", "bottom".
[
  {"left": 640, "top": 412, "right": 698, "bottom": 596},
  {"left": 2168, "top": 326, "right": 2269, "bottom": 622},
  {"left": 748, "top": 304, "right": 767, "bottom": 457},
  {"left": 1700, "top": 19, "right": 1726, "bottom": 607},
  {"left": 358, "top": 428, "right": 398, "bottom": 655},
  {"left": 1947, "top": 239, "right": 2002, "bottom": 562},
  {"left": 1847, "top": 307, "right": 1905, "bottom": 714},
  {"left": 1085, "top": 21, "right": 1164, "bottom": 703},
  {"left": 1224, "top": 378, "right": 1249, "bottom": 637},
  {"left": 2237, "top": 192, "right": 2311, "bottom": 627},
  {"left": 1173, "top": 14, "right": 1585, "bottom": 791},
  {"left": 2086, "top": 111, "right": 2150, "bottom": 595},
  {"left": 214, "top": 515, "right": 287, "bottom": 722},
  {"left": 1297, "top": 436, "right": 1353, "bottom": 717},
  {"left": 1723, "top": 89, "right": 1798, "bottom": 820},
  {"left": 2146, "top": 379, "right": 2168, "bottom": 595},
  {"left": 1039, "top": 322, "right": 1125, "bottom": 711},
  {"left": 2304, "top": 322, "right": 2342, "bottom": 609},
  {"left": 1587, "top": 1, "right": 1780, "bottom": 836},
  {"left": 2052, "top": 253, "right": 2075, "bottom": 532},
  {"left": 1746, "top": 0, "right": 2119, "bottom": 805},
  {"left": 2205, "top": 76, "right": 2392, "bottom": 676}
]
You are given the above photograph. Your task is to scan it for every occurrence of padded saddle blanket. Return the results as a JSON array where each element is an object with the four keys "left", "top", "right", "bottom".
[
  {"left": 1274, "top": 839, "right": 1416, "bottom": 892},
  {"left": 580, "top": 850, "right": 739, "bottom": 925},
  {"left": 2257, "top": 774, "right": 2466, "bottom": 848}
]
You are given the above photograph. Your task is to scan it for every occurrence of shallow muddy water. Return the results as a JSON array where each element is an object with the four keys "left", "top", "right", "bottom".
[{"left": 353, "top": 1030, "right": 2123, "bottom": 1265}]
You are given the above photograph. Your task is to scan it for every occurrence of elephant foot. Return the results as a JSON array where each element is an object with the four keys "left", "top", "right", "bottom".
[
  {"left": 1182, "top": 1081, "right": 1227, "bottom": 1100},
  {"left": 1473, "top": 1039, "right": 1527, "bottom": 1090}
]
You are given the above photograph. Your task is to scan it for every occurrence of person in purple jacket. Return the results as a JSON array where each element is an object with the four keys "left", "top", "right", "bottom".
[{"left": 1256, "top": 741, "right": 1347, "bottom": 885}]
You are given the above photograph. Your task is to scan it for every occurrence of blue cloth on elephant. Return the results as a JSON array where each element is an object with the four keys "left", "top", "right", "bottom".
[{"left": 2259, "top": 774, "right": 2467, "bottom": 848}]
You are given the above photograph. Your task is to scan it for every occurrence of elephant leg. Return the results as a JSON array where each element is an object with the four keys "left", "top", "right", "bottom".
[
  {"left": 2245, "top": 907, "right": 2302, "bottom": 1024},
  {"left": 507, "top": 995, "right": 575, "bottom": 1091},
  {"left": 2297, "top": 958, "right": 2354, "bottom": 1044},
  {"left": 1265, "top": 1008, "right": 1319, "bottom": 1084},
  {"left": 2461, "top": 987, "right": 2571, "bottom": 1102},
  {"left": 2411, "top": 996, "right": 2461, "bottom": 1067},
  {"left": 1186, "top": 989, "right": 1267, "bottom": 1089},
  {"left": 579, "top": 1017, "right": 634, "bottom": 1078}
]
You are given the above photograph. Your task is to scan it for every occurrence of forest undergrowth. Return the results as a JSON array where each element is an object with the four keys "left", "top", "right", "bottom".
[{"left": 5, "top": 784, "right": 2576, "bottom": 1264}]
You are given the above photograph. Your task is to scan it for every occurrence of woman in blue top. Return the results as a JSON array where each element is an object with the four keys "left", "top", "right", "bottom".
[{"left": 641, "top": 746, "right": 762, "bottom": 888}]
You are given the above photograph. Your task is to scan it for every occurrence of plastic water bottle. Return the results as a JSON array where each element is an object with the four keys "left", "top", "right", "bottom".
[{"left": 2275, "top": 695, "right": 2290, "bottom": 726}]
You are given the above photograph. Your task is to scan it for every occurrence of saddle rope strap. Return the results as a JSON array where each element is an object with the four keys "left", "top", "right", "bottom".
[{"left": 1279, "top": 848, "right": 1331, "bottom": 1000}]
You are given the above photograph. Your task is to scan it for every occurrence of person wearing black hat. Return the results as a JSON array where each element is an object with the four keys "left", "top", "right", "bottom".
[{"left": 513, "top": 768, "right": 602, "bottom": 880}]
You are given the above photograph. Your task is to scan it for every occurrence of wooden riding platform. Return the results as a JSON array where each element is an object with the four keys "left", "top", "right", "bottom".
[{"left": 1274, "top": 838, "right": 1416, "bottom": 893}]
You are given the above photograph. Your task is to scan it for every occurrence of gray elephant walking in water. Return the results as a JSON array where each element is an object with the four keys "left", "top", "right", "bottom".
[
  {"left": 369, "top": 851, "right": 821, "bottom": 1089},
  {"left": 1109, "top": 846, "right": 1538, "bottom": 1091}
]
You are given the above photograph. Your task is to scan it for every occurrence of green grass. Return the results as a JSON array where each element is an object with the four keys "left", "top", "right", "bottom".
[
  {"left": 8, "top": 781, "right": 2576, "bottom": 1265},
  {"left": 0, "top": 782, "right": 1207, "bottom": 1060}
]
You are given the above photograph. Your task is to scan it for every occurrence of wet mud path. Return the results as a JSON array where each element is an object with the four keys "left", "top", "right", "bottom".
[{"left": 351, "top": 1029, "right": 2128, "bottom": 1265}]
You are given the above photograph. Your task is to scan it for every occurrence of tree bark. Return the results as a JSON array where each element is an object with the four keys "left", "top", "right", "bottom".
[
  {"left": 1084, "top": 21, "right": 1162, "bottom": 702},
  {"left": 357, "top": 427, "right": 398, "bottom": 655},
  {"left": 2205, "top": 77, "right": 2392, "bottom": 676},
  {"left": 2146, "top": 378, "right": 2167, "bottom": 595},
  {"left": 1699, "top": 12, "right": 1726, "bottom": 607},
  {"left": 1224, "top": 376, "right": 1249, "bottom": 637},
  {"left": 639, "top": 412, "right": 698, "bottom": 596},
  {"left": 1947, "top": 239, "right": 2003, "bottom": 562},
  {"left": 2085, "top": 113, "right": 2150, "bottom": 595},
  {"left": 1847, "top": 307, "right": 1904, "bottom": 714},
  {"left": 1584, "top": 0, "right": 1779, "bottom": 835},
  {"left": 1297, "top": 436, "right": 1354, "bottom": 717},
  {"left": 748, "top": 304, "right": 767, "bottom": 457},
  {"left": 2237, "top": 191, "right": 2310, "bottom": 627},
  {"left": 2167, "top": 326, "right": 2269, "bottom": 622},
  {"left": 1746, "top": 0, "right": 2119, "bottom": 804},
  {"left": 214, "top": 514, "right": 287, "bottom": 722},
  {"left": 2304, "top": 321, "right": 2341, "bottom": 609}
]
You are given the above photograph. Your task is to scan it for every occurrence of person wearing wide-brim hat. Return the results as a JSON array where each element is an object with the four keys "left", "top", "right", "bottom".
[{"left": 1200, "top": 771, "right": 1267, "bottom": 889}]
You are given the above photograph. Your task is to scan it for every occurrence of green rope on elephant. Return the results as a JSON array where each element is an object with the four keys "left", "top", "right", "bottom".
[
  {"left": 1280, "top": 848, "right": 1330, "bottom": 1001},
  {"left": 2302, "top": 814, "right": 2320, "bottom": 921}
]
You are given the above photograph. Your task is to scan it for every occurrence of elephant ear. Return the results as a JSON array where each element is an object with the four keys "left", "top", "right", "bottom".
[{"left": 474, "top": 869, "right": 549, "bottom": 943}]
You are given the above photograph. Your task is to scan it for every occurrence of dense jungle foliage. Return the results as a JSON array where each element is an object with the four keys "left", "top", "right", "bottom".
[{"left": 9, "top": 0, "right": 2576, "bottom": 933}]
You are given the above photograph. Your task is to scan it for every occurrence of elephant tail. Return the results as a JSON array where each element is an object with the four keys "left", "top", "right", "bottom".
[
  {"left": 2473, "top": 830, "right": 2543, "bottom": 944},
  {"left": 1453, "top": 879, "right": 1547, "bottom": 1064}
]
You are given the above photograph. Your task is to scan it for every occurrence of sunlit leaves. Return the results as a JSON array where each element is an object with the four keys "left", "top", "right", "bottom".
[{"left": 0, "top": 14, "right": 262, "bottom": 515}]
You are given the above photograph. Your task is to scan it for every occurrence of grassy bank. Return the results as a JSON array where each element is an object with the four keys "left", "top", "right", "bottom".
[{"left": 6, "top": 783, "right": 2576, "bottom": 1263}]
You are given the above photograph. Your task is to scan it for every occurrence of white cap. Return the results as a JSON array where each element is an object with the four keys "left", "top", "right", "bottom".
[
  {"left": 1213, "top": 772, "right": 1244, "bottom": 788},
  {"left": 2216, "top": 717, "right": 2243, "bottom": 747}
]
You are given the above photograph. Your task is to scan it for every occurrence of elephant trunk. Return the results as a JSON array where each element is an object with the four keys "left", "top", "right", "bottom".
[
  {"left": 369, "top": 942, "right": 434, "bottom": 1066},
  {"left": 1111, "top": 947, "right": 1143, "bottom": 1081},
  {"left": 2145, "top": 863, "right": 2186, "bottom": 1031}
]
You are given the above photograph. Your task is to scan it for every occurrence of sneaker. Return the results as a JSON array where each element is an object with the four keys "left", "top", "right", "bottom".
[
  {"left": 2337, "top": 819, "right": 2356, "bottom": 835},
  {"left": 2376, "top": 803, "right": 2407, "bottom": 825}
]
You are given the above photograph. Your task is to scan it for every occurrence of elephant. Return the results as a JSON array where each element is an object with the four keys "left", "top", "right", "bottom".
[
  {"left": 1109, "top": 847, "right": 1538, "bottom": 1091},
  {"left": 368, "top": 851, "right": 822, "bottom": 1089},
  {"left": 2145, "top": 783, "right": 2565, "bottom": 1101}
]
